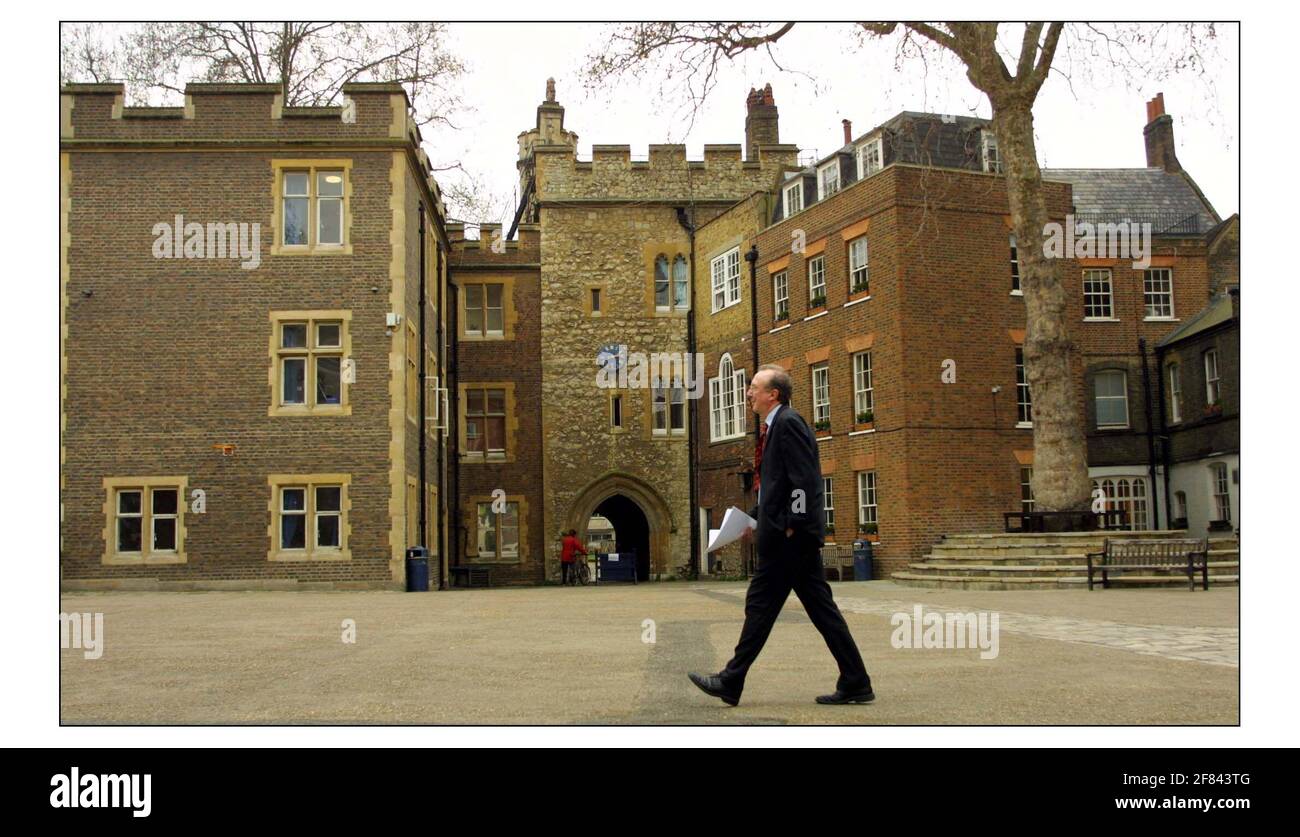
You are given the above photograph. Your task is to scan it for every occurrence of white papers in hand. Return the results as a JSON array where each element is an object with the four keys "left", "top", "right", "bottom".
[{"left": 706, "top": 506, "right": 757, "bottom": 552}]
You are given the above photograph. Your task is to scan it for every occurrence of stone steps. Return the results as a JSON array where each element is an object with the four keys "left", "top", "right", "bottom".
[
  {"left": 893, "top": 531, "right": 1240, "bottom": 590},
  {"left": 905, "top": 560, "right": 1240, "bottom": 578},
  {"left": 892, "top": 572, "right": 1240, "bottom": 591}
]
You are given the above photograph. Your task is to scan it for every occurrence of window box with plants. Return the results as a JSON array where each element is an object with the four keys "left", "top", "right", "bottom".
[
  {"left": 855, "top": 410, "right": 875, "bottom": 431},
  {"left": 849, "top": 280, "right": 870, "bottom": 300},
  {"left": 858, "top": 523, "right": 879, "bottom": 542},
  {"left": 813, "top": 418, "right": 832, "bottom": 436},
  {"left": 774, "top": 309, "right": 789, "bottom": 323},
  {"left": 1204, "top": 400, "right": 1223, "bottom": 418},
  {"left": 823, "top": 524, "right": 835, "bottom": 543},
  {"left": 809, "top": 294, "right": 828, "bottom": 311}
]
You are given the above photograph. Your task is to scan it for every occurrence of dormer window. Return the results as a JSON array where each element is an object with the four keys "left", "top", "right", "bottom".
[
  {"left": 982, "top": 130, "right": 1002, "bottom": 174},
  {"left": 783, "top": 181, "right": 803, "bottom": 217},
  {"left": 858, "top": 137, "right": 882, "bottom": 178},
  {"left": 818, "top": 160, "right": 840, "bottom": 199}
]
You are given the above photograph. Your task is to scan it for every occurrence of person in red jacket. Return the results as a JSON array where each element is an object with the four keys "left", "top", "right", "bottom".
[{"left": 560, "top": 529, "right": 587, "bottom": 586}]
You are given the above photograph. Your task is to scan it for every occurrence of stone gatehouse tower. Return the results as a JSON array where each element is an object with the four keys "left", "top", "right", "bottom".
[{"left": 504, "top": 80, "right": 798, "bottom": 581}]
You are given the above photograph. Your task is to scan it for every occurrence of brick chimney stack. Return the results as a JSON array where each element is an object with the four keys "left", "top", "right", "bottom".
[
  {"left": 842, "top": 119, "right": 853, "bottom": 146},
  {"left": 1143, "top": 92, "right": 1182, "bottom": 173},
  {"left": 744, "top": 83, "right": 779, "bottom": 162}
]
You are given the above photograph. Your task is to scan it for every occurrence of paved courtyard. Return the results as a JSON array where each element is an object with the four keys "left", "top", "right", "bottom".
[{"left": 60, "top": 580, "right": 1239, "bottom": 725}]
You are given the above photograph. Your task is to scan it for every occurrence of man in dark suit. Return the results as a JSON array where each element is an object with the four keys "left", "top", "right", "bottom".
[{"left": 689, "top": 364, "right": 874, "bottom": 706}]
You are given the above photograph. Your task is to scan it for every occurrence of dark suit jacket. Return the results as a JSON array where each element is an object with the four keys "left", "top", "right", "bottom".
[{"left": 748, "top": 404, "right": 825, "bottom": 558}]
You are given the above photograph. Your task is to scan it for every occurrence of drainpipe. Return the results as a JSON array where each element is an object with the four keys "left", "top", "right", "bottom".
[
  {"left": 418, "top": 205, "right": 429, "bottom": 560},
  {"left": 744, "top": 243, "right": 759, "bottom": 579},
  {"left": 1138, "top": 338, "right": 1160, "bottom": 530},
  {"left": 1154, "top": 341, "right": 1174, "bottom": 530},
  {"left": 677, "top": 206, "right": 699, "bottom": 580}
]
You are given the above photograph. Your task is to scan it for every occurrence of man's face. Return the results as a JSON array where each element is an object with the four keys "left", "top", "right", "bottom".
[{"left": 747, "top": 371, "right": 778, "bottom": 417}]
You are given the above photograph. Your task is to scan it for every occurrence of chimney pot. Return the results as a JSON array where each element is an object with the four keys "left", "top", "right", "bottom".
[{"left": 842, "top": 119, "right": 852, "bottom": 145}]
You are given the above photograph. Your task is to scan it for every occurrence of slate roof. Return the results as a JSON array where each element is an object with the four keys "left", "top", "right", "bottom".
[
  {"left": 1041, "top": 167, "right": 1220, "bottom": 236},
  {"left": 1156, "top": 291, "right": 1236, "bottom": 347}
]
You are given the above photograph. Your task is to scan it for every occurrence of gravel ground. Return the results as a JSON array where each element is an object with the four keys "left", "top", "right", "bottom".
[{"left": 60, "top": 580, "right": 1239, "bottom": 725}]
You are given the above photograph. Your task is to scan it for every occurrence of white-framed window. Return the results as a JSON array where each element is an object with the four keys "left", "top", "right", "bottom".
[
  {"left": 784, "top": 181, "right": 803, "bottom": 217},
  {"left": 818, "top": 160, "right": 840, "bottom": 199},
  {"left": 673, "top": 255, "right": 689, "bottom": 309},
  {"left": 476, "top": 500, "right": 520, "bottom": 558},
  {"left": 1093, "top": 476, "right": 1149, "bottom": 530},
  {"left": 1204, "top": 349, "right": 1221, "bottom": 405},
  {"left": 848, "top": 236, "right": 869, "bottom": 293},
  {"left": 653, "top": 379, "right": 686, "bottom": 436},
  {"left": 281, "top": 168, "right": 346, "bottom": 247},
  {"left": 823, "top": 476, "right": 835, "bottom": 532},
  {"left": 1168, "top": 363, "right": 1182, "bottom": 424},
  {"left": 1210, "top": 463, "right": 1231, "bottom": 523},
  {"left": 773, "top": 270, "right": 789, "bottom": 321},
  {"left": 1144, "top": 268, "right": 1175, "bottom": 319},
  {"left": 464, "top": 387, "right": 507, "bottom": 458},
  {"left": 116, "top": 487, "right": 181, "bottom": 555},
  {"left": 853, "top": 351, "right": 873, "bottom": 419},
  {"left": 709, "top": 354, "right": 747, "bottom": 441},
  {"left": 808, "top": 255, "right": 826, "bottom": 305},
  {"left": 811, "top": 363, "right": 830, "bottom": 428},
  {"left": 857, "top": 471, "right": 878, "bottom": 528},
  {"left": 277, "top": 318, "right": 344, "bottom": 409},
  {"left": 1174, "top": 490, "right": 1188, "bottom": 522},
  {"left": 1083, "top": 269, "right": 1114, "bottom": 319},
  {"left": 1015, "top": 348, "right": 1032, "bottom": 426},
  {"left": 981, "top": 130, "right": 1002, "bottom": 174},
  {"left": 858, "top": 137, "right": 882, "bottom": 178},
  {"left": 1020, "top": 467, "right": 1035, "bottom": 513},
  {"left": 464, "top": 283, "right": 505, "bottom": 336},
  {"left": 711, "top": 247, "right": 741, "bottom": 312},
  {"left": 655, "top": 255, "right": 670, "bottom": 310},
  {"left": 278, "top": 483, "right": 345, "bottom": 552},
  {"left": 1094, "top": 370, "right": 1129, "bottom": 428},
  {"left": 1009, "top": 235, "right": 1021, "bottom": 293}
]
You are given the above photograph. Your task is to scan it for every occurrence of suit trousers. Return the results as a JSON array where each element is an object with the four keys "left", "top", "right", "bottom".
[{"left": 721, "top": 537, "right": 871, "bottom": 693}]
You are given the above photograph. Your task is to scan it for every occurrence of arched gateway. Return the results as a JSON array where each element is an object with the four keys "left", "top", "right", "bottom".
[{"left": 564, "top": 472, "right": 676, "bottom": 582}]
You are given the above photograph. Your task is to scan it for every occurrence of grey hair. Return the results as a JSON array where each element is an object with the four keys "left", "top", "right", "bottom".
[{"left": 757, "top": 363, "right": 792, "bottom": 405}]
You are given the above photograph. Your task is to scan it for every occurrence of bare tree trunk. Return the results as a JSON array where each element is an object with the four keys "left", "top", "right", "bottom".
[{"left": 994, "top": 102, "right": 1091, "bottom": 511}]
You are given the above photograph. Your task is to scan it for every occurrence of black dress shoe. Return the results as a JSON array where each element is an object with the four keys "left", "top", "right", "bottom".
[
  {"left": 688, "top": 672, "right": 741, "bottom": 706},
  {"left": 815, "top": 687, "right": 875, "bottom": 705}
]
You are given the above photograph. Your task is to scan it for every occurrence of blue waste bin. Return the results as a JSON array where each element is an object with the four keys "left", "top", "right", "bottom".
[
  {"left": 852, "top": 539, "right": 873, "bottom": 581},
  {"left": 405, "top": 546, "right": 430, "bottom": 592}
]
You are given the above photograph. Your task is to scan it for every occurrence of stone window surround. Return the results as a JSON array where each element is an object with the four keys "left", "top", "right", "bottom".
[
  {"left": 265, "top": 473, "right": 352, "bottom": 562},
  {"left": 270, "top": 158, "right": 354, "bottom": 256},
  {"left": 267, "top": 310, "right": 353, "bottom": 417},
  {"left": 458, "top": 381, "right": 519, "bottom": 463},
  {"left": 464, "top": 494, "right": 529, "bottom": 564},
  {"left": 102, "top": 476, "right": 189, "bottom": 566}
]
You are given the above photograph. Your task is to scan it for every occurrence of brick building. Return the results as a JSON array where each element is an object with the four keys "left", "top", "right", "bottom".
[
  {"left": 60, "top": 79, "right": 1238, "bottom": 589},
  {"left": 60, "top": 82, "right": 454, "bottom": 590}
]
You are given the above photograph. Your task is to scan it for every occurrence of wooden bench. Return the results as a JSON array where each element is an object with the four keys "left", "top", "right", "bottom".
[
  {"left": 449, "top": 566, "right": 492, "bottom": 589},
  {"left": 1086, "top": 538, "right": 1210, "bottom": 591}
]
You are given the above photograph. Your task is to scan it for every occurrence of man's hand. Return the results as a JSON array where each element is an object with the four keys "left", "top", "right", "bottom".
[{"left": 785, "top": 528, "right": 793, "bottom": 537}]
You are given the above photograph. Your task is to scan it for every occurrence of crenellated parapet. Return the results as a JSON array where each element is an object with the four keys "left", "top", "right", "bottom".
[{"left": 60, "top": 80, "right": 447, "bottom": 222}]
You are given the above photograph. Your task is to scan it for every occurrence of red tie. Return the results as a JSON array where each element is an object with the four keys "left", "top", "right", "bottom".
[{"left": 752, "top": 421, "right": 767, "bottom": 493}]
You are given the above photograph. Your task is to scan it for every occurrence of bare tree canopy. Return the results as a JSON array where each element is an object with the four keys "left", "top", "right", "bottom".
[{"left": 60, "top": 22, "right": 466, "bottom": 130}]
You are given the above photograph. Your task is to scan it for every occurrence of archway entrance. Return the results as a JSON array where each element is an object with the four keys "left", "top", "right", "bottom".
[
  {"left": 591, "top": 495, "right": 650, "bottom": 581},
  {"left": 566, "top": 472, "right": 675, "bottom": 582}
]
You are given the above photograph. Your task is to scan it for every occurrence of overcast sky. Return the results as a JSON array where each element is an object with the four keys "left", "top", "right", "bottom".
[{"left": 428, "top": 23, "right": 1238, "bottom": 228}]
